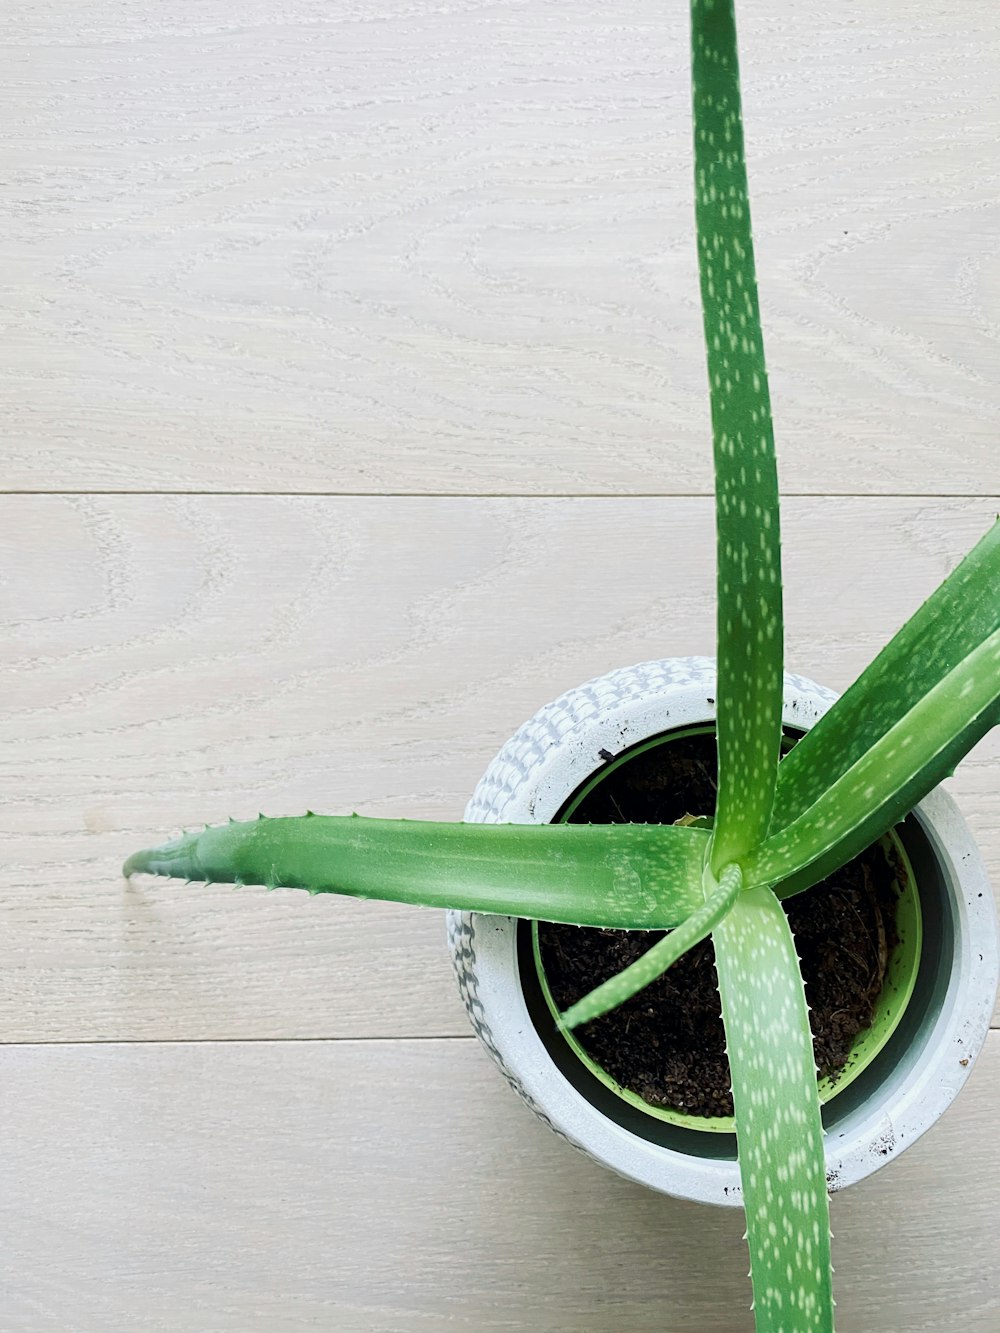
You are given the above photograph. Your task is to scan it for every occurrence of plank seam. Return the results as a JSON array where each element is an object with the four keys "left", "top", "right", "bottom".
[
  {"left": 1, "top": 1027, "right": 996, "bottom": 1048},
  {"left": 1, "top": 490, "right": 998, "bottom": 500}
]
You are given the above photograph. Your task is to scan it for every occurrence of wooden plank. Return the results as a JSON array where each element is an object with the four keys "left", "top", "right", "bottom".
[
  {"left": 2, "top": 494, "right": 998, "bottom": 1041},
  {"left": 2, "top": 2, "right": 999, "bottom": 495},
  {"left": 1, "top": 1035, "right": 997, "bottom": 1332}
]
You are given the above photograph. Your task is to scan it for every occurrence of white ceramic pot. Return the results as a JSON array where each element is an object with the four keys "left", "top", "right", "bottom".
[{"left": 447, "top": 657, "right": 998, "bottom": 1207}]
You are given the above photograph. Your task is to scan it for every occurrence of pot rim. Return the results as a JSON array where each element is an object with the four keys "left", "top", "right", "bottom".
[{"left": 448, "top": 657, "right": 999, "bottom": 1207}]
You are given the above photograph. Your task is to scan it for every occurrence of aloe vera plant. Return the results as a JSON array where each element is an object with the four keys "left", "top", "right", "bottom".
[{"left": 124, "top": 3, "right": 999, "bottom": 1329}]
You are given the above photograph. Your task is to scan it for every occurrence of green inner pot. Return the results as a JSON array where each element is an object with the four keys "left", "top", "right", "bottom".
[{"left": 532, "top": 726, "right": 923, "bottom": 1134}]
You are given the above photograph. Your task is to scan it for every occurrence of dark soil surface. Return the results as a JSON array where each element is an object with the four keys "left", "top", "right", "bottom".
[{"left": 538, "top": 732, "right": 901, "bottom": 1119}]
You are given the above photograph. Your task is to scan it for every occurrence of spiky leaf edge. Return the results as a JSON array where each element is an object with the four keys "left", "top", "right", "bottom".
[
  {"left": 714, "top": 886, "right": 834, "bottom": 1332},
  {"left": 123, "top": 814, "right": 710, "bottom": 930}
]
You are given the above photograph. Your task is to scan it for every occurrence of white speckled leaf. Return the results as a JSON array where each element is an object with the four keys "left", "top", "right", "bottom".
[
  {"left": 691, "top": 0, "right": 784, "bottom": 872},
  {"left": 750, "top": 626, "right": 1000, "bottom": 890},
  {"left": 772, "top": 518, "right": 1000, "bottom": 836},
  {"left": 714, "top": 886, "right": 834, "bottom": 1333},
  {"left": 124, "top": 815, "right": 710, "bottom": 929},
  {"left": 560, "top": 862, "right": 741, "bottom": 1030}
]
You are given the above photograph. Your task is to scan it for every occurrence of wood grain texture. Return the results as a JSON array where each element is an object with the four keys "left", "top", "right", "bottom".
[
  {"left": 5, "top": 5, "right": 999, "bottom": 1326},
  {"left": 3, "top": 1, "right": 999, "bottom": 495},
  {"left": 2, "top": 493, "right": 998, "bottom": 1041},
  {"left": 1, "top": 1035, "right": 997, "bottom": 1332}
]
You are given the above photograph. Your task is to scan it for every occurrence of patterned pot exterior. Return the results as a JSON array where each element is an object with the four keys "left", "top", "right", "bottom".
[{"left": 447, "top": 657, "right": 999, "bottom": 1206}]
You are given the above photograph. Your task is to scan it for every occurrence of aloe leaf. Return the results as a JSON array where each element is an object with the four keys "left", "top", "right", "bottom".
[
  {"left": 772, "top": 702, "right": 1000, "bottom": 901},
  {"left": 714, "top": 885, "right": 834, "bottom": 1332},
  {"left": 773, "top": 518, "right": 1000, "bottom": 835},
  {"left": 559, "top": 861, "right": 742, "bottom": 1030},
  {"left": 691, "top": 0, "right": 785, "bottom": 872},
  {"left": 123, "top": 815, "right": 710, "bottom": 929},
  {"left": 749, "top": 626, "right": 1000, "bottom": 890}
]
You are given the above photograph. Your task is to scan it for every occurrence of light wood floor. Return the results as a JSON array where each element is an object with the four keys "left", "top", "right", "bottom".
[{"left": 3, "top": 3, "right": 999, "bottom": 1329}]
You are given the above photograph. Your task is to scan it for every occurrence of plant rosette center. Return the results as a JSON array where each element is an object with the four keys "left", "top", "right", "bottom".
[{"left": 530, "top": 727, "right": 922, "bottom": 1134}]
